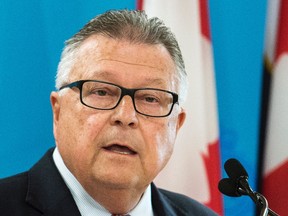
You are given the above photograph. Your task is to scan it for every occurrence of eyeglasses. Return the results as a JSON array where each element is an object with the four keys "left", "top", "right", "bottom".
[{"left": 59, "top": 80, "right": 179, "bottom": 117}]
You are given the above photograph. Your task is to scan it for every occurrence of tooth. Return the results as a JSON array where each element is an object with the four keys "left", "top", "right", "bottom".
[{"left": 113, "top": 149, "right": 130, "bottom": 155}]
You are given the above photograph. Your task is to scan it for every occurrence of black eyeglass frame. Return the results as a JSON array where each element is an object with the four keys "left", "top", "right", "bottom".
[{"left": 59, "top": 79, "right": 179, "bottom": 117}]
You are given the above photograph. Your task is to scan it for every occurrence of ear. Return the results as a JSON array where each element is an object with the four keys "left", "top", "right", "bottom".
[
  {"left": 50, "top": 91, "right": 61, "bottom": 138},
  {"left": 176, "top": 107, "right": 186, "bottom": 133}
]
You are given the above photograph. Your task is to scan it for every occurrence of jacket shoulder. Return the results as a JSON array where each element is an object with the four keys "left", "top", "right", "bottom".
[
  {"left": 158, "top": 188, "right": 218, "bottom": 216},
  {"left": 0, "top": 171, "right": 28, "bottom": 195},
  {"left": 0, "top": 172, "right": 31, "bottom": 214}
]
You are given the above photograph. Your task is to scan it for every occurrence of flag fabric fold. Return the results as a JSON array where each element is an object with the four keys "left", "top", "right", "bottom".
[
  {"left": 138, "top": 0, "right": 223, "bottom": 214},
  {"left": 261, "top": 0, "right": 288, "bottom": 215}
]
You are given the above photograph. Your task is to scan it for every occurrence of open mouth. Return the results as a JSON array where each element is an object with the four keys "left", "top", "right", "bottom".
[{"left": 103, "top": 144, "right": 137, "bottom": 155}]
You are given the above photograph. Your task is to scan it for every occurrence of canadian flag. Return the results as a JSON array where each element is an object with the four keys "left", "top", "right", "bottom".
[
  {"left": 137, "top": 0, "right": 223, "bottom": 214},
  {"left": 262, "top": 0, "right": 288, "bottom": 215}
]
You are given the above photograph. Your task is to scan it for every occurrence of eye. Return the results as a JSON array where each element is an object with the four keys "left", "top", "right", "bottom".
[
  {"left": 87, "top": 86, "right": 117, "bottom": 97},
  {"left": 136, "top": 93, "right": 161, "bottom": 104},
  {"left": 82, "top": 81, "right": 121, "bottom": 100},
  {"left": 91, "top": 89, "right": 109, "bottom": 96},
  {"left": 144, "top": 95, "right": 160, "bottom": 103}
]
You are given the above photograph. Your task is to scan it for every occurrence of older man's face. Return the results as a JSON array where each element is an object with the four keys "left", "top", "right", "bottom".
[{"left": 51, "top": 35, "right": 185, "bottom": 194}]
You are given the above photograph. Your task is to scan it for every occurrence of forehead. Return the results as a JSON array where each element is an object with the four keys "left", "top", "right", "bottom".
[{"left": 70, "top": 35, "right": 178, "bottom": 89}]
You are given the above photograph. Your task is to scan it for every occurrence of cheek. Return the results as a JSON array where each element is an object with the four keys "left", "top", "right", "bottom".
[
  {"left": 82, "top": 113, "right": 109, "bottom": 141},
  {"left": 56, "top": 112, "right": 105, "bottom": 171},
  {"left": 56, "top": 104, "right": 95, "bottom": 153},
  {"left": 159, "top": 123, "right": 177, "bottom": 160},
  {"left": 147, "top": 119, "right": 177, "bottom": 170}
]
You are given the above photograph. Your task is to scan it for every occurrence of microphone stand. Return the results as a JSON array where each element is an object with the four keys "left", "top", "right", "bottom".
[
  {"left": 220, "top": 159, "right": 280, "bottom": 216},
  {"left": 238, "top": 178, "right": 279, "bottom": 216},
  {"left": 254, "top": 192, "right": 279, "bottom": 216},
  {"left": 255, "top": 192, "right": 268, "bottom": 216}
]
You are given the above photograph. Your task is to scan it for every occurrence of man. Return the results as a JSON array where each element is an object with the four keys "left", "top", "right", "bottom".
[{"left": 0, "top": 10, "right": 217, "bottom": 215}]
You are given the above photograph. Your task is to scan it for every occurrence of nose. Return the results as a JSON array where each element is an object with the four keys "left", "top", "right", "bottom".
[{"left": 110, "top": 95, "right": 139, "bottom": 128}]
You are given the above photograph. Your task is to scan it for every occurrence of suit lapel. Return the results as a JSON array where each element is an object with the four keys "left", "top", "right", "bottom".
[
  {"left": 26, "top": 148, "right": 81, "bottom": 216},
  {"left": 151, "top": 183, "right": 176, "bottom": 216}
]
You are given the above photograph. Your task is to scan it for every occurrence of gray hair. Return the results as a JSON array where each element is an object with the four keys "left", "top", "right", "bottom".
[{"left": 56, "top": 9, "right": 187, "bottom": 103}]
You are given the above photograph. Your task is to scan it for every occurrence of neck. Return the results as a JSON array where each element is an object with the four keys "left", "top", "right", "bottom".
[{"left": 84, "top": 182, "right": 148, "bottom": 214}]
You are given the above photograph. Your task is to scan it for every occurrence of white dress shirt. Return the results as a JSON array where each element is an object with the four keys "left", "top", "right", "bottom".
[{"left": 53, "top": 147, "right": 154, "bottom": 216}]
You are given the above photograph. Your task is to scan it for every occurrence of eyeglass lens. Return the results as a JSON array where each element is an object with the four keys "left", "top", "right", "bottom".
[{"left": 80, "top": 81, "right": 174, "bottom": 117}]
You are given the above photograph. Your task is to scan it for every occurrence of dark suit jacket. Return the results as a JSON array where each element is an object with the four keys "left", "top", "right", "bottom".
[{"left": 0, "top": 148, "right": 218, "bottom": 216}]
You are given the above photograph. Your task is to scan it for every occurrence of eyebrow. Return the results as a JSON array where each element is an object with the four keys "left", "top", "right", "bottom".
[
  {"left": 141, "top": 78, "right": 167, "bottom": 86},
  {"left": 88, "top": 71, "right": 167, "bottom": 87}
]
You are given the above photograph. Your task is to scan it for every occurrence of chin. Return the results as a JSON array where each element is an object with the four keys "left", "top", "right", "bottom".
[{"left": 91, "top": 171, "right": 137, "bottom": 186}]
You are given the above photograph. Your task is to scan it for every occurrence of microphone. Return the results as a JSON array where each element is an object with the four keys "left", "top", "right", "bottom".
[
  {"left": 224, "top": 158, "right": 248, "bottom": 179},
  {"left": 218, "top": 178, "right": 243, "bottom": 197},
  {"left": 218, "top": 158, "right": 279, "bottom": 216},
  {"left": 223, "top": 159, "right": 257, "bottom": 200}
]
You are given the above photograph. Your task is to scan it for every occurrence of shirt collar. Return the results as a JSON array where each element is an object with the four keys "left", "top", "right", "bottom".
[{"left": 53, "top": 147, "right": 154, "bottom": 216}]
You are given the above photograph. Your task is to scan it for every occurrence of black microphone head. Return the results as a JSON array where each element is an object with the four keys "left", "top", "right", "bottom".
[
  {"left": 218, "top": 178, "right": 242, "bottom": 197},
  {"left": 224, "top": 158, "right": 248, "bottom": 180}
]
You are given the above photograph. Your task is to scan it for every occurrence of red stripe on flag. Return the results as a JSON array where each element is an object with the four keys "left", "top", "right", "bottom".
[
  {"left": 136, "top": 0, "right": 143, "bottom": 10},
  {"left": 202, "top": 140, "right": 223, "bottom": 215},
  {"left": 263, "top": 160, "right": 288, "bottom": 215},
  {"left": 199, "top": 0, "right": 211, "bottom": 40},
  {"left": 275, "top": 0, "right": 288, "bottom": 60}
]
